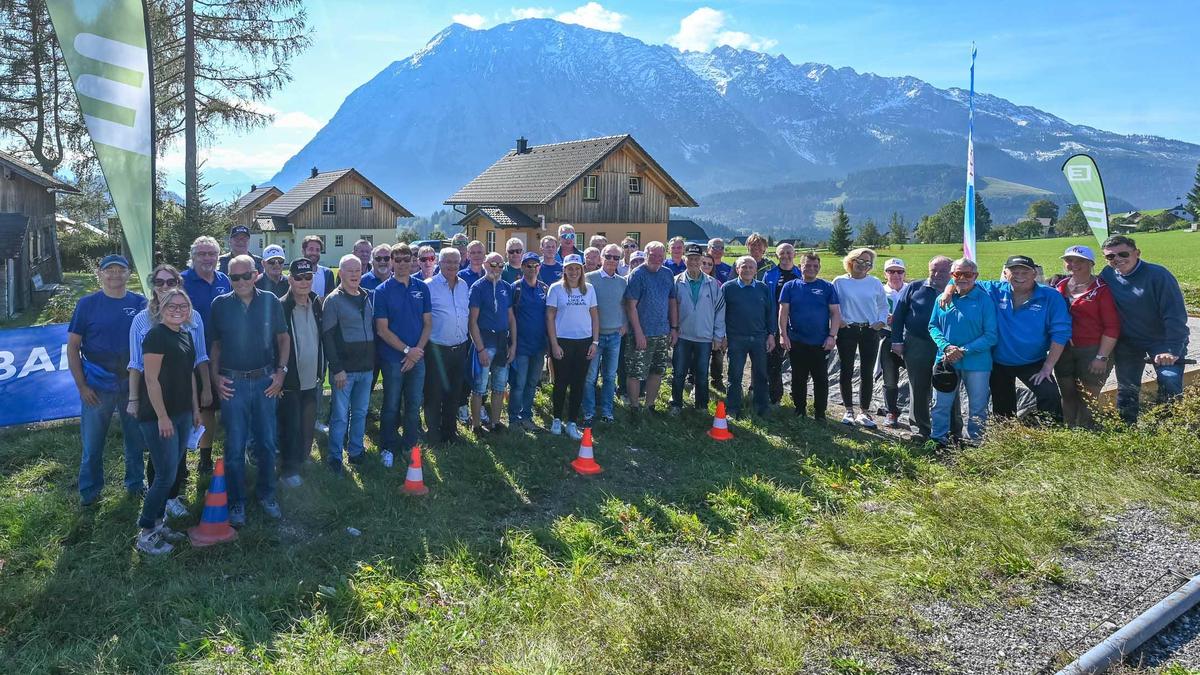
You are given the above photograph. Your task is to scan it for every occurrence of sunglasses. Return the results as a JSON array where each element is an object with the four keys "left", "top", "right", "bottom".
[
  {"left": 562, "top": 233, "right": 575, "bottom": 240},
  {"left": 523, "top": 262, "right": 541, "bottom": 269},
  {"left": 854, "top": 259, "right": 873, "bottom": 267},
  {"left": 228, "top": 272, "right": 254, "bottom": 282},
  {"left": 1104, "top": 251, "right": 1132, "bottom": 260},
  {"left": 508, "top": 249, "right": 523, "bottom": 255},
  {"left": 886, "top": 269, "right": 905, "bottom": 274},
  {"left": 392, "top": 256, "right": 412, "bottom": 263},
  {"left": 163, "top": 302, "right": 189, "bottom": 313},
  {"left": 420, "top": 256, "right": 436, "bottom": 262},
  {"left": 710, "top": 247, "right": 724, "bottom": 252},
  {"left": 487, "top": 262, "right": 502, "bottom": 269},
  {"left": 291, "top": 273, "right": 313, "bottom": 281},
  {"left": 374, "top": 255, "right": 392, "bottom": 262},
  {"left": 623, "top": 243, "right": 637, "bottom": 249},
  {"left": 603, "top": 254, "right": 622, "bottom": 261},
  {"left": 266, "top": 259, "right": 284, "bottom": 265},
  {"left": 152, "top": 277, "right": 179, "bottom": 287},
  {"left": 952, "top": 271, "right": 977, "bottom": 279}
]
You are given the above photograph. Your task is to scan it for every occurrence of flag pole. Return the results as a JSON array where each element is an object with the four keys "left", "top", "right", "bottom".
[
  {"left": 142, "top": 0, "right": 156, "bottom": 270},
  {"left": 963, "top": 43, "right": 977, "bottom": 261}
]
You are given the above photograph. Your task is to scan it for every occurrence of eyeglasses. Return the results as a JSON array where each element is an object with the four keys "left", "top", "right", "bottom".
[
  {"left": 952, "top": 271, "right": 977, "bottom": 280},
  {"left": 152, "top": 277, "right": 179, "bottom": 287},
  {"left": 420, "top": 256, "right": 436, "bottom": 262},
  {"left": 163, "top": 302, "right": 189, "bottom": 313},
  {"left": 885, "top": 269, "right": 905, "bottom": 275},
  {"left": 1104, "top": 251, "right": 1132, "bottom": 260},
  {"left": 508, "top": 249, "right": 523, "bottom": 255},
  {"left": 291, "top": 273, "right": 313, "bottom": 281},
  {"left": 854, "top": 259, "right": 873, "bottom": 267},
  {"left": 228, "top": 272, "right": 254, "bottom": 282},
  {"left": 374, "top": 255, "right": 392, "bottom": 262},
  {"left": 603, "top": 254, "right": 622, "bottom": 261}
]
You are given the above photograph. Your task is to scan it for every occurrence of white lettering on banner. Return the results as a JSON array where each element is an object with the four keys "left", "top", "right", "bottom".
[
  {"left": 19, "top": 347, "right": 56, "bottom": 378},
  {"left": 0, "top": 352, "right": 13, "bottom": 379},
  {"left": 0, "top": 343, "right": 69, "bottom": 382},
  {"left": 72, "top": 33, "right": 151, "bottom": 156},
  {"left": 1067, "top": 165, "right": 1093, "bottom": 182}
]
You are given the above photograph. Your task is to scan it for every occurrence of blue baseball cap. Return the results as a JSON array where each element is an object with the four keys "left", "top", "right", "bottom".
[
  {"left": 99, "top": 254, "right": 129, "bottom": 269},
  {"left": 521, "top": 252, "right": 541, "bottom": 263},
  {"left": 562, "top": 254, "right": 584, "bottom": 267}
]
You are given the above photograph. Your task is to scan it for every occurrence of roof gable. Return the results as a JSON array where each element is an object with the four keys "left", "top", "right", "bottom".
[
  {"left": 232, "top": 186, "right": 283, "bottom": 215},
  {"left": 0, "top": 150, "right": 79, "bottom": 193},
  {"left": 257, "top": 169, "right": 412, "bottom": 218}
]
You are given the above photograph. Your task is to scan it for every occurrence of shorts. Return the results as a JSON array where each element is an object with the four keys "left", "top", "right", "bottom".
[
  {"left": 197, "top": 364, "right": 219, "bottom": 412},
  {"left": 624, "top": 334, "right": 671, "bottom": 379},
  {"left": 472, "top": 346, "right": 510, "bottom": 395}
]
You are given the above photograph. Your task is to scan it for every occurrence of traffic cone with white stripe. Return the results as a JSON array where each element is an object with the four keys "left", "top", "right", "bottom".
[
  {"left": 707, "top": 401, "right": 734, "bottom": 441},
  {"left": 402, "top": 445, "right": 429, "bottom": 496},
  {"left": 570, "top": 427, "right": 602, "bottom": 475},
  {"left": 188, "top": 458, "right": 238, "bottom": 546}
]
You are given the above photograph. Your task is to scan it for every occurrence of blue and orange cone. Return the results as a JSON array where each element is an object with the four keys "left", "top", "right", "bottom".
[{"left": 188, "top": 458, "right": 238, "bottom": 547}]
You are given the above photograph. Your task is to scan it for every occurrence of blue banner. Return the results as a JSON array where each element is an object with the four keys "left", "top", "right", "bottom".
[{"left": 0, "top": 323, "right": 81, "bottom": 427}]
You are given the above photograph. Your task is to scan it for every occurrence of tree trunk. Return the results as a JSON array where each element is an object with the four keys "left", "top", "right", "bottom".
[{"left": 184, "top": 0, "right": 198, "bottom": 235}]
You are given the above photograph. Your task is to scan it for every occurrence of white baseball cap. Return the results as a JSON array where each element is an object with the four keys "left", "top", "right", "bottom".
[
  {"left": 1060, "top": 245, "right": 1095, "bottom": 263},
  {"left": 263, "top": 244, "right": 286, "bottom": 261},
  {"left": 883, "top": 257, "right": 906, "bottom": 271}
]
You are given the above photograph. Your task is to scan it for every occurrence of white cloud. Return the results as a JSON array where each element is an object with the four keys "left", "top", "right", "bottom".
[
  {"left": 511, "top": 7, "right": 554, "bottom": 19},
  {"left": 452, "top": 12, "right": 488, "bottom": 29},
  {"left": 273, "top": 111, "right": 325, "bottom": 130},
  {"left": 557, "top": 2, "right": 625, "bottom": 32},
  {"left": 160, "top": 142, "right": 305, "bottom": 174},
  {"left": 669, "top": 7, "right": 776, "bottom": 53}
]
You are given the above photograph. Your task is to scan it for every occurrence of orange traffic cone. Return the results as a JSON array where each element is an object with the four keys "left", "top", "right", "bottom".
[
  {"left": 402, "top": 445, "right": 429, "bottom": 496},
  {"left": 707, "top": 401, "right": 734, "bottom": 441},
  {"left": 570, "top": 427, "right": 603, "bottom": 475},
  {"left": 188, "top": 458, "right": 238, "bottom": 547}
]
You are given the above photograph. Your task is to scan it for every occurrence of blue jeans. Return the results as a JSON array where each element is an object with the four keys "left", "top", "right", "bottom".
[
  {"left": 138, "top": 411, "right": 190, "bottom": 529},
  {"left": 672, "top": 339, "right": 712, "bottom": 409},
  {"left": 220, "top": 375, "right": 278, "bottom": 507},
  {"left": 78, "top": 383, "right": 144, "bottom": 502},
  {"left": 1114, "top": 340, "right": 1185, "bottom": 424},
  {"left": 508, "top": 351, "right": 545, "bottom": 422},
  {"left": 727, "top": 335, "right": 768, "bottom": 416},
  {"left": 381, "top": 359, "right": 425, "bottom": 452},
  {"left": 329, "top": 370, "right": 373, "bottom": 461},
  {"left": 584, "top": 332, "right": 622, "bottom": 419},
  {"left": 932, "top": 369, "right": 990, "bottom": 442}
]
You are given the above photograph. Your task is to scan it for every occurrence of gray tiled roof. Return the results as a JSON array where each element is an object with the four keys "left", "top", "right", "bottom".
[
  {"left": 667, "top": 219, "right": 708, "bottom": 241},
  {"left": 258, "top": 169, "right": 412, "bottom": 218},
  {"left": 0, "top": 150, "right": 79, "bottom": 193},
  {"left": 232, "top": 186, "right": 282, "bottom": 215},
  {"left": 256, "top": 217, "right": 292, "bottom": 232},
  {"left": 466, "top": 206, "right": 539, "bottom": 229},
  {"left": 0, "top": 213, "right": 30, "bottom": 260}
]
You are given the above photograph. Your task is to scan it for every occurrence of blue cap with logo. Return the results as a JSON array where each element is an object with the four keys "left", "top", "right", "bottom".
[
  {"left": 1060, "top": 245, "right": 1095, "bottom": 263},
  {"left": 99, "top": 254, "right": 129, "bottom": 269},
  {"left": 521, "top": 251, "right": 541, "bottom": 263},
  {"left": 562, "top": 254, "right": 584, "bottom": 267}
]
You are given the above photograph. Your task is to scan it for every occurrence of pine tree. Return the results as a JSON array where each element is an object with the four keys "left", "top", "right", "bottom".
[
  {"left": 1187, "top": 161, "right": 1200, "bottom": 221},
  {"left": 828, "top": 204, "right": 852, "bottom": 255},
  {"left": 887, "top": 211, "right": 908, "bottom": 246},
  {"left": 855, "top": 217, "right": 883, "bottom": 247}
]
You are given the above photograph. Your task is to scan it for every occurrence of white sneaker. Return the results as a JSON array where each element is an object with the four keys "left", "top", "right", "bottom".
[
  {"left": 381, "top": 450, "right": 394, "bottom": 468},
  {"left": 567, "top": 422, "right": 582, "bottom": 441},
  {"left": 165, "top": 497, "right": 188, "bottom": 518},
  {"left": 457, "top": 406, "right": 470, "bottom": 423},
  {"left": 841, "top": 411, "right": 856, "bottom": 425},
  {"left": 136, "top": 529, "right": 173, "bottom": 555},
  {"left": 856, "top": 413, "right": 877, "bottom": 428},
  {"left": 550, "top": 418, "right": 563, "bottom": 435},
  {"left": 281, "top": 474, "right": 303, "bottom": 488}
]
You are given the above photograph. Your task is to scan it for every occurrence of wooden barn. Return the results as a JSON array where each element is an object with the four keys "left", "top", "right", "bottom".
[
  {"left": 230, "top": 184, "right": 283, "bottom": 228},
  {"left": 444, "top": 135, "right": 698, "bottom": 252},
  {"left": 0, "top": 150, "right": 77, "bottom": 319}
]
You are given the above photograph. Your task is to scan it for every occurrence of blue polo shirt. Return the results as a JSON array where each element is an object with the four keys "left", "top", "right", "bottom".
[
  {"left": 458, "top": 265, "right": 485, "bottom": 289},
  {"left": 68, "top": 290, "right": 147, "bottom": 376},
  {"left": 512, "top": 278, "right": 549, "bottom": 356},
  {"left": 373, "top": 276, "right": 432, "bottom": 363},
  {"left": 182, "top": 267, "right": 231, "bottom": 327},
  {"left": 712, "top": 262, "right": 733, "bottom": 284},
  {"left": 977, "top": 280, "right": 1072, "bottom": 367},
  {"left": 207, "top": 288, "right": 286, "bottom": 372},
  {"left": 779, "top": 278, "right": 839, "bottom": 346},
  {"left": 469, "top": 277, "right": 513, "bottom": 348},
  {"left": 662, "top": 259, "right": 686, "bottom": 276},
  {"left": 360, "top": 270, "right": 388, "bottom": 291},
  {"left": 539, "top": 259, "right": 564, "bottom": 286}
]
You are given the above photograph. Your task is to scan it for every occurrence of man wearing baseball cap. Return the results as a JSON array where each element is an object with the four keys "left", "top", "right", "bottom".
[
  {"left": 669, "top": 243, "right": 725, "bottom": 414},
  {"left": 278, "top": 258, "right": 324, "bottom": 485},
  {"left": 975, "top": 255, "right": 1072, "bottom": 422},
  {"left": 218, "top": 225, "right": 264, "bottom": 275},
  {"left": 256, "top": 245, "right": 290, "bottom": 298}
]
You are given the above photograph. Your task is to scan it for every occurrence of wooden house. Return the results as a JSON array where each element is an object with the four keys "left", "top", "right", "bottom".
[
  {"left": 253, "top": 168, "right": 413, "bottom": 266},
  {"left": 444, "top": 135, "right": 698, "bottom": 252},
  {"left": 231, "top": 184, "right": 283, "bottom": 228},
  {"left": 0, "top": 150, "right": 78, "bottom": 319}
]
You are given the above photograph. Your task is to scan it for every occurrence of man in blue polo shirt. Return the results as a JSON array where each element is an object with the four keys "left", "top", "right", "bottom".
[
  {"left": 976, "top": 255, "right": 1072, "bottom": 422},
  {"left": 777, "top": 252, "right": 840, "bottom": 420},
  {"left": 509, "top": 252, "right": 549, "bottom": 431},
  {"left": 468, "top": 252, "right": 517, "bottom": 434},
  {"left": 891, "top": 256, "right": 957, "bottom": 439},
  {"left": 538, "top": 235, "right": 564, "bottom": 286},
  {"left": 360, "top": 243, "right": 394, "bottom": 291},
  {"left": 458, "top": 240, "right": 487, "bottom": 288},
  {"left": 374, "top": 242, "right": 431, "bottom": 467},
  {"left": 181, "top": 235, "right": 231, "bottom": 474},
  {"left": 68, "top": 254, "right": 147, "bottom": 505}
]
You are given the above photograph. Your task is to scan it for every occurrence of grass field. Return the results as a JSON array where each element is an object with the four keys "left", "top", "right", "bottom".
[{"left": 3, "top": 377, "right": 1200, "bottom": 671}]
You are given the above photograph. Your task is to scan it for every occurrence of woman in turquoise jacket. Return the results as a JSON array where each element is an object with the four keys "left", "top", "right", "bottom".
[{"left": 928, "top": 258, "right": 997, "bottom": 444}]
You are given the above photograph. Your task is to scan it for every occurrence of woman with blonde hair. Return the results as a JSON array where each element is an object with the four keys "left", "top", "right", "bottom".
[
  {"left": 832, "top": 247, "right": 888, "bottom": 426},
  {"left": 545, "top": 254, "right": 599, "bottom": 440}
]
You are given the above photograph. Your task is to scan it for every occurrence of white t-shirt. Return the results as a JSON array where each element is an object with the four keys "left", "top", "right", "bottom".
[
  {"left": 832, "top": 274, "right": 889, "bottom": 325},
  {"left": 547, "top": 282, "right": 598, "bottom": 339}
]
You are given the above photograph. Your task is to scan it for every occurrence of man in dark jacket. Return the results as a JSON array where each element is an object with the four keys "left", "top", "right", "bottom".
[
  {"left": 278, "top": 258, "right": 324, "bottom": 486},
  {"left": 890, "top": 255, "right": 958, "bottom": 440}
]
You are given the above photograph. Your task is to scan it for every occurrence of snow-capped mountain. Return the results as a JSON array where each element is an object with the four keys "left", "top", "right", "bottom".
[{"left": 269, "top": 18, "right": 1199, "bottom": 222}]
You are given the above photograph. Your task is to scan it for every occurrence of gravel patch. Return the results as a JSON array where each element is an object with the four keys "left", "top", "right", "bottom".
[{"left": 892, "top": 507, "right": 1200, "bottom": 674}]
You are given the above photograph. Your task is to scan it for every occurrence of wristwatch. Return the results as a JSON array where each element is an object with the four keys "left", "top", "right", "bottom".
[
  {"left": 1094, "top": 354, "right": 1109, "bottom": 361},
  {"left": 277, "top": 365, "right": 288, "bottom": 374},
  {"left": 402, "top": 346, "right": 411, "bottom": 355}
]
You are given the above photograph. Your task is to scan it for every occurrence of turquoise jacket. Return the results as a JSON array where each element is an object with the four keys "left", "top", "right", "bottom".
[{"left": 928, "top": 285, "right": 998, "bottom": 372}]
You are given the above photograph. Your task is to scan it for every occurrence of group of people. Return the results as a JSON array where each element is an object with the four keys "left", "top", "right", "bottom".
[{"left": 67, "top": 221, "right": 1189, "bottom": 555}]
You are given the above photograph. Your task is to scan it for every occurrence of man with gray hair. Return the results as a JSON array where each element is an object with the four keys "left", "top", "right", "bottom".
[
  {"left": 182, "top": 235, "right": 231, "bottom": 473},
  {"left": 721, "top": 255, "right": 775, "bottom": 418},
  {"left": 623, "top": 241, "right": 678, "bottom": 416},
  {"left": 584, "top": 243, "right": 628, "bottom": 423},
  {"left": 891, "top": 255, "right": 957, "bottom": 440},
  {"left": 323, "top": 254, "right": 377, "bottom": 471},
  {"left": 588, "top": 234, "right": 608, "bottom": 250},
  {"left": 425, "top": 247, "right": 471, "bottom": 443},
  {"left": 501, "top": 237, "right": 525, "bottom": 283},
  {"left": 360, "top": 243, "right": 394, "bottom": 291}
]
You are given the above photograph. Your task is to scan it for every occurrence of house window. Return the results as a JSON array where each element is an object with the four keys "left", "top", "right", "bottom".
[
  {"left": 360, "top": 234, "right": 373, "bottom": 244},
  {"left": 468, "top": 225, "right": 478, "bottom": 241},
  {"left": 360, "top": 196, "right": 373, "bottom": 209},
  {"left": 626, "top": 232, "right": 640, "bottom": 246},
  {"left": 257, "top": 237, "right": 264, "bottom": 249},
  {"left": 335, "top": 235, "right": 344, "bottom": 248},
  {"left": 322, "top": 196, "right": 336, "bottom": 214},
  {"left": 628, "top": 177, "right": 642, "bottom": 194},
  {"left": 486, "top": 230, "right": 496, "bottom": 253},
  {"left": 583, "top": 175, "right": 598, "bottom": 201}
]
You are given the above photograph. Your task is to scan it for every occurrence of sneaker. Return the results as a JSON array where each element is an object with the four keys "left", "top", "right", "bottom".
[
  {"left": 327, "top": 459, "right": 344, "bottom": 475},
  {"left": 381, "top": 450, "right": 394, "bottom": 468},
  {"left": 155, "top": 522, "right": 187, "bottom": 543},
  {"left": 885, "top": 413, "right": 900, "bottom": 428},
  {"left": 550, "top": 418, "right": 563, "bottom": 435},
  {"left": 80, "top": 494, "right": 100, "bottom": 507},
  {"left": 281, "top": 474, "right": 303, "bottom": 488},
  {"left": 521, "top": 417, "right": 538, "bottom": 432},
  {"left": 582, "top": 416, "right": 594, "bottom": 428},
  {"left": 165, "top": 497, "right": 189, "bottom": 518},
  {"left": 841, "top": 411, "right": 856, "bottom": 426},
  {"left": 260, "top": 499, "right": 282, "bottom": 519},
  {"left": 136, "top": 529, "right": 173, "bottom": 555},
  {"left": 566, "top": 422, "right": 583, "bottom": 441},
  {"left": 229, "top": 503, "right": 246, "bottom": 528},
  {"left": 457, "top": 406, "right": 470, "bottom": 423},
  {"left": 472, "top": 425, "right": 490, "bottom": 437},
  {"left": 600, "top": 415, "right": 615, "bottom": 424},
  {"left": 669, "top": 405, "right": 682, "bottom": 417},
  {"left": 857, "top": 413, "right": 877, "bottom": 428},
  {"left": 348, "top": 453, "right": 367, "bottom": 466}
]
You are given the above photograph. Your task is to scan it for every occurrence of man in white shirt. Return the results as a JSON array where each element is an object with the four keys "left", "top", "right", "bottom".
[{"left": 424, "top": 248, "right": 471, "bottom": 444}]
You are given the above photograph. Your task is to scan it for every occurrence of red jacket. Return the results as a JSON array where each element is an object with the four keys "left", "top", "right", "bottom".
[{"left": 1056, "top": 277, "right": 1120, "bottom": 347}]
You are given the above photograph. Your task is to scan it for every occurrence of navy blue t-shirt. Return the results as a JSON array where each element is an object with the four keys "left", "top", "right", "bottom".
[
  {"left": 68, "top": 290, "right": 147, "bottom": 375},
  {"left": 182, "top": 268, "right": 231, "bottom": 328},
  {"left": 538, "top": 259, "right": 564, "bottom": 286},
  {"left": 711, "top": 262, "right": 733, "bottom": 284},
  {"left": 780, "top": 278, "right": 840, "bottom": 346},
  {"left": 372, "top": 276, "right": 432, "bottom": 363},
  {"left": 468, "top": 277, "right": 513, "bottom": 347},
  {"left": 512, "top": 278, "right": 549, "bottom": 357},
  {"left": 458, "top": 266, "right": 485, "bottom": 289}
]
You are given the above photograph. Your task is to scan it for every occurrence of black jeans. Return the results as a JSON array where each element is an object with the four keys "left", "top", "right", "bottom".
[
  {"left": 766, "top": 345, "right": 788, "bottom": 405},
  {"left": 425, "top": 341, "right": 468, "bottom": 441},
  {"left": 836, "top": 325, "right": 881, "bottom": 410},
  {"left": 710, "top": 348, "right": 725, "bottom": 388},
  {"left": 552, "top": 337, "right": 591, "bottom": 424},
  {"left": 878, "top": 330, "right": 903, "bottom": 415},
  {"left": 990, "top": 360, "right": 1063, "bottom": 423},
  {"left": 789, "top": 343, "right": 830, "bottom": 417},
  {"left": 278, "top": 387, "right": 317, "bottom": 476}
]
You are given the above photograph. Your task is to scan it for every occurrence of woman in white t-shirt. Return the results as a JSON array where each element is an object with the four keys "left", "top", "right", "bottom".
[
  {"left": 832, "top": 247, "right": 889, "bottom": 428},
  {"left": 546, "top": 255, "right": 599, "bottom": 440}
]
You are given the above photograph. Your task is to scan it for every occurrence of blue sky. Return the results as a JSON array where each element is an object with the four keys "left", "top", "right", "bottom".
[{"left": 166, "top": 0, "right": 1200, "bottom": 199}]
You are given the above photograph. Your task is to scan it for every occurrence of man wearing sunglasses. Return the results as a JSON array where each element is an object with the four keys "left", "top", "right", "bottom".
[
  {"left": 583, "top": 243, "right": 629, "bottom": 424},
  {"left": 218, "top": 225, "right": 264, "bottom": 275},
  {"left": 556, "top": 224, "right": 579, "bottom": 262},
  {"left": 360, "top": 243, "right": 394, "bottom": 291},
  {"left": 278, "top": 258, "right": 324, "bottom": 487},
  {"left": 1099, "top": 235, "right": 1189, "bottom": 423},
  {"left": 509, "top": 252, "right": 550, "bottom": 431},
  {"left": 256, "top": 245, "right": 290, "bottom": 298},
  {"left": 374, "top": 243, "right": 432, "bottom": 464},
  {"left": 501, "top": 237, "right": 525, "bottom": 283},
  {"left": 468, "top": 252, "right": 517, "bottom": 434}
]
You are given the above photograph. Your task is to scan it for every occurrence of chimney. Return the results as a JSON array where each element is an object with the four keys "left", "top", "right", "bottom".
[
  {"left": 516, "top": 137, "right": 528, "bottom": 154},
  {"left": 250, "top": 184, "right": 257, "bottom": 191},
  {"left": 310, "top": 166, "right": 319, "bottom": 178}
]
